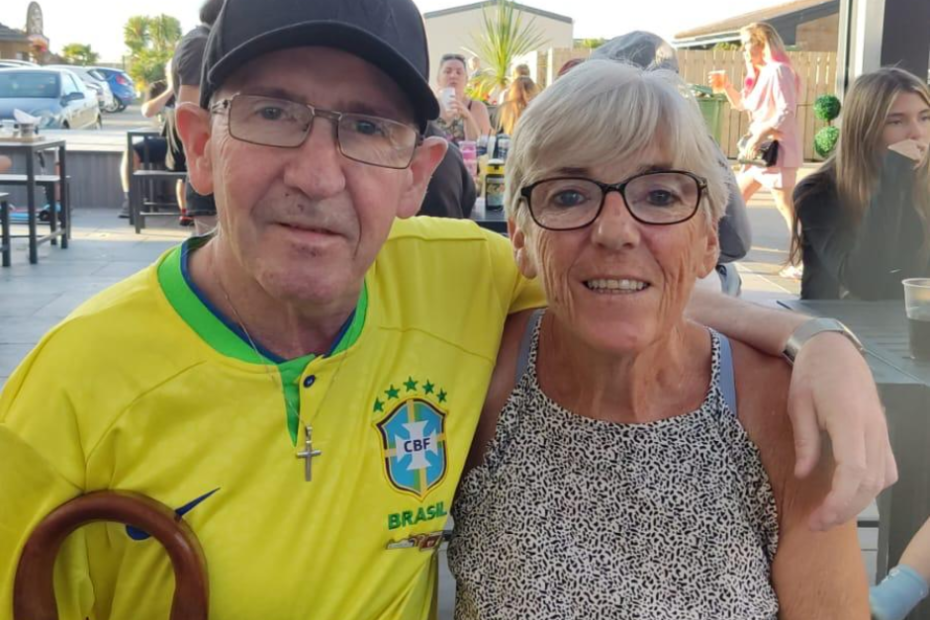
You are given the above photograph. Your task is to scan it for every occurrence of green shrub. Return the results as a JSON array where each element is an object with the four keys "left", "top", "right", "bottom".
[
  {"left": 815, "top": 126, "right": 840, "bottom": 158},
  {"left": 814, "top": 95, "right": 841, "bottom": 123}
]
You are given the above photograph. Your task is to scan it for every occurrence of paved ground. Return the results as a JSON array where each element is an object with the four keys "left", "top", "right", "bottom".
[
  {"left": 100, "top": 104, "right": 158, "bottom": 133},
  {"left": 0, "top": 176, "right": 875, "bottom": 615}
]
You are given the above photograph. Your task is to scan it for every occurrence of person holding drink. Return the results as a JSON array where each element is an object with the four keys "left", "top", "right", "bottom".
[
  {"left": 789, "top": 68, "right": 930, "bottom": 301},
  {"left": 710, "top": 22, "right": 801, "bottom": 277},
  {"left": 435, "top": 53, "right": 492, "bottom": 145}
]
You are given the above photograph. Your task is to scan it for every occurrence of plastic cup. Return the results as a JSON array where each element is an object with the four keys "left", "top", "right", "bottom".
[
  {"left": 709, "top": 70, "right": 727, "bottom": 94},
  {"left": 439, "top": 87, "right": 455, "bottom": 112},
  {"left": 903, "top": 278, "right": 930, "bottom": 361}
]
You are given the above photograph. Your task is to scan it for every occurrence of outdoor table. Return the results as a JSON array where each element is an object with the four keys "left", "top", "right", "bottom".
[
  {"left": 470, "top": 198, "right": 508, "bottom": 234},
  {"left": 0, "top": 138, "right": 69, "bottom": 265},
  {"left": 779, "top": 299, "right": 930, "bottom": 616}
]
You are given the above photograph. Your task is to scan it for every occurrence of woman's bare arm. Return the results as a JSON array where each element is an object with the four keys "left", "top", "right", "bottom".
[
  {"left": 733, "top": 341, "right": 870, "bottom": 619},
  {"left": 687, "top": 288, "right": 896, "bottom": 531}
]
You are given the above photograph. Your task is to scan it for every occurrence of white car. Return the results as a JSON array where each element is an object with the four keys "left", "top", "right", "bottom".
[
  {"left": 0, "top": 67, "right": 102, "bottom": 130},
  {"left": 0, "top": 59, "right": 38, "bottom": 68},
  {"left": 44, "top": 65, "right": 115, "bottom": 112}
]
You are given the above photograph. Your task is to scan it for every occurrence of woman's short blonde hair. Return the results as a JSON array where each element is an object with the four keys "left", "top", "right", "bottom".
[{"left": 505, "top": 60, "right": 728, "bottom": 228}]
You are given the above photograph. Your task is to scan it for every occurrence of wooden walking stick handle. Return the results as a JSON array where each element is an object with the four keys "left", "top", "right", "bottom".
[{"left": 13, "top": 491, "right": 208, "bottom": 620}]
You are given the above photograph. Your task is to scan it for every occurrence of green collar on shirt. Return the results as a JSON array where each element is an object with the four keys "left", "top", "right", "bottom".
[{"left": 156, "top": 236, "right": 368, "bottom": 443}]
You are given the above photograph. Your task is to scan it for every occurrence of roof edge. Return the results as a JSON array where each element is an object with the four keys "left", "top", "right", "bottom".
[{"left": 424, "top": 1, "right": 573, "bottom": 25}]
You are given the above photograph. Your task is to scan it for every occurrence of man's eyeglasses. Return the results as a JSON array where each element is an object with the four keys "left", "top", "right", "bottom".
[
  {"left": 520, "top": 170, "right": 708, "bottom": 230},
  {"left": 210, "top": 94, "right": 422, "bottom": 170}
]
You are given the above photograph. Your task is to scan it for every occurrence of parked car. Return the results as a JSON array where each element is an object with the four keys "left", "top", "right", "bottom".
[
  {"left": 0, "top": 68, "right": 101, "bottom": 129},
  {"left": 0, "top": 59, "right": 38, "bottom": 68},
  {"left": 91, "top": 67, "right": 135, "bottom": 111},
  {"left": 45, "top": 65, "right": 115, "bottom": 112}
]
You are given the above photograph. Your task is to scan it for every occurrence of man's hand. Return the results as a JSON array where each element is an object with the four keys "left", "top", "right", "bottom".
[{"left": 788, "top": 332, "right": 898, "bottom": 531}]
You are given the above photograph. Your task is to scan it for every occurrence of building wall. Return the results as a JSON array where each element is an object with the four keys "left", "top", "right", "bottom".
[
  {"left": 796, "top": 12, "right": 840, "bottom": 51},
  {"left": 424, "top": 8, "right": 573, "bottom": 89},
  {"left": 0, "top": 41, "right": 30, "bottom": 59}
]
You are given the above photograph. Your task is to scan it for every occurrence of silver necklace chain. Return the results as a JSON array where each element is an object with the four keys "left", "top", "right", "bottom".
[{"left": 215, "top": 273, "right": 353, "bottom": 482}]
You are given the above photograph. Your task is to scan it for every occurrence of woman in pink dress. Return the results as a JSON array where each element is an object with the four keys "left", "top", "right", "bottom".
[{"left": 712, "top": 22, "right": 802, "bottom": 276}]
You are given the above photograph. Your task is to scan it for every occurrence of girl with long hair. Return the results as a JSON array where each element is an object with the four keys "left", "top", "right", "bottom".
[
  {"left": 790, "top": 67, "right": 930, "bottom": 299},
  {"left": 497, "top": 76, "right": 539, "bottom": 136},
  {"left": 711, "top": 22, "right": 802, "bottom": 277}
]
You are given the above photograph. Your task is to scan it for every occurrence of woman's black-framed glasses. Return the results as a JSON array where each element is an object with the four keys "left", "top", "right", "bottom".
[
  {"left": 210, "top": 94, "right": 423, "bottom": 170},
  {"left": 520, "top": 170, "right": 708, "bottom": 231}
]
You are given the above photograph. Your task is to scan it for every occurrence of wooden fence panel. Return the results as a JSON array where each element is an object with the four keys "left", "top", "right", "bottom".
[{"left": 677, "top": 49, "right": 837, "bottom": 161}]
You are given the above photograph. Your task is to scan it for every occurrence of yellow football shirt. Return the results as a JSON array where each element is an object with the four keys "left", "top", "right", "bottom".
[{"left": 0, "top": 217, "right": 544, "bottom": 619}]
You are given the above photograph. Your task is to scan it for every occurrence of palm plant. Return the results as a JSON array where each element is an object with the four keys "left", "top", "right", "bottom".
[
  {"left": 464, "top": 1, "right": 548, "bottom": 102},
  {"left": 123, "top": 14, "right": 182, "bottom": 89}
]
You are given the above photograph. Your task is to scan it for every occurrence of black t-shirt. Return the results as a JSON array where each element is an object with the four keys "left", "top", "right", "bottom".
[
  {"left": 165, "top": 25, "right": 210, "bottom": 172},
  {"left": 172, "top": 24, "right": 210, "bottom": 91},
  {"left": 419, "top": 122, "right": 476, "bottom": 219}
]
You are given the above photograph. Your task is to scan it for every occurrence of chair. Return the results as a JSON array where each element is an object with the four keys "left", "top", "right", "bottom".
[
  {"left": 13, "top": 491, "right": 208, "bottom": 620},
  {"left": 0, "top": 174, "right": 71, "bottom": 265},
  {"left": 128, "top": 132, "right": 187, "bottom": 234}
]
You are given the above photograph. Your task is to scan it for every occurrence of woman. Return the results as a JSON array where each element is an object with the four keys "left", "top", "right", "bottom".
[
  {"left": 435, "top": 53, "right": 492, "bottom": 144},
  {"left": 790, "top": 68, "right": 930, "bottom": 300},
  {"left": 448, "top": 60, "right": 868, "bottom": 619},
  {"left": 711, "top": 22, "right": 801, "bottom": 276},
  {"left": 497, "top": 76, "right": 539, "bottom": 136}
]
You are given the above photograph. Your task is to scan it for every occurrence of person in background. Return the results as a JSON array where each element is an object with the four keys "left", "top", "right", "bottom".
[
  {"left": 871, "top": 516, "right": 930, "bottom": 620},
  {"left": 497, "top": 76, "right": 539, "bottom": 136},
  {"left": 117, "top": 71, "right": 175, "bottom": 219},
  {"left": 790, "top": 67, "right": 930, "bottom": 300},
  {"left": 0, "top": 155, "right": 10, "bottom": 173},
  {"left": 468, "top": 55, "right": 483, "bottom": 81},
  {"left": 557, "top": 57, "right": 585, "bottom": 79},
  {"left": 712, "top": 22, "right": 801, "bottom": 278},
  {"left": 420, "top": 121, "right": 476, "bottom": 218},
  {"left": 435, "top": 53, "right": 492, "bottom": 144},
  {"left": 512, "top": 63, "right": 531, "bottom": 80},
  {"left": 593, "top": 31, "right": 752, "bottom": 294},
  {"left": 167, "top": 0, "right": 223, "bottom": 234}
]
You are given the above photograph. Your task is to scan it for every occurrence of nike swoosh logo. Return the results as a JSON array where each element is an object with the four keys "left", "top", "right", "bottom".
[{"left": 126, "top": 488, "right": 220, "bottom": 541}]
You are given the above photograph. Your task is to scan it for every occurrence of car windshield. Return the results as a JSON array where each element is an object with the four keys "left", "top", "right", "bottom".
[
  {"left": 88, "top": 69, "right": 107, "bottom": 81},
  {"left": 0, "top": 72, "right": 59, "bottom": 98}
]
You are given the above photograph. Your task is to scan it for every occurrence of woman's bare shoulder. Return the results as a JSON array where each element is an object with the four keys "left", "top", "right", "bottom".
[{"left": 729, "top": 338, "right": 796, "bottom": 488}]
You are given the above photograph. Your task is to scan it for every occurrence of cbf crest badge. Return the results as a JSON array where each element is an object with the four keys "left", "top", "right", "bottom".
[{"left": 375, "top": 379, "right": 449, "bottom": 498}]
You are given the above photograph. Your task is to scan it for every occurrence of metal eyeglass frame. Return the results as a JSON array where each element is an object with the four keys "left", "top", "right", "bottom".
[{"left": 209, "top": 94, "right": 423, "bottom": 170}]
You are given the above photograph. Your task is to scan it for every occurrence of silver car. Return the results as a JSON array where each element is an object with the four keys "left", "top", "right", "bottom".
[
  {"left": 0, "top": 68, "right": 101, "bottom": 130},
  {"left": 45, "top": 65, "right": 115, "bottom": 112}
]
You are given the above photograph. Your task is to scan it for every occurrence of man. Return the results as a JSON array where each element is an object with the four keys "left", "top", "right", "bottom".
[
  {"left": 0, "top": 0, "right": 894, "bottom": 617},
  {"left": 165, "top": 0, "right": 223, "bottom": 233}
]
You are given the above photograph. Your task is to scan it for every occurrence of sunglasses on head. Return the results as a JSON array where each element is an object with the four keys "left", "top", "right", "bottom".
[{"left": 441, "top": 54, "right": 467, "bottom": 63}]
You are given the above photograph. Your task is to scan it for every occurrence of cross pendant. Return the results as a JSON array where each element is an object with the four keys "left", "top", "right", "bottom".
[{"left": 295, "top": 425, "right": 322, "bottom": 482}]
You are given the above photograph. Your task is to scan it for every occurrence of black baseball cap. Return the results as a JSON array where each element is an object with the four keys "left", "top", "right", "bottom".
[{"left": 200, "top": 0, "right": 440, "bottom": 131}]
